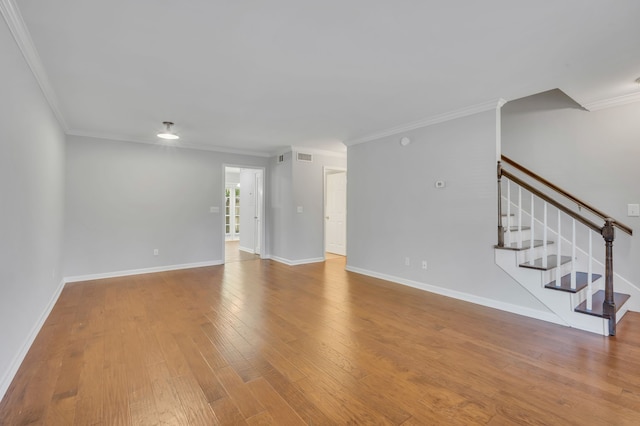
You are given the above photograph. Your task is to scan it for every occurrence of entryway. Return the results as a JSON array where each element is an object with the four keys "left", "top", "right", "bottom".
[
  {"left": 324, "top": 168, "right": 347, "bottom": 258},
  {"left": 223, "top": 166, "right": 265, "bottom": 263}
]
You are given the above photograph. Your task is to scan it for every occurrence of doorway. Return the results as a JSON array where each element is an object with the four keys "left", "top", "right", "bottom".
[
  {"left": 223, "top": 166, "right": 265, "bottom": 263},
  {"left": 225, "top": 180, "right": 241, "bottom": 241},
  {"left": 324, "top": 168, "right": 347, "bottom": 258}
]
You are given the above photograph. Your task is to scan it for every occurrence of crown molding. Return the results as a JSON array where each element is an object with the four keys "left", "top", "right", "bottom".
[
  {"left": 582, "top": 91, "right": 640, "bottom": 112},
  {"left": 0, "top": 0, "right": 68, "bottom": 131},
  {"left": 344, "top": 98, "right": 507, "bottom": 146},
  {"left": 290, "top": 145, "right": 347, "bottom": 158},
  {"left": 66, "top": 129, "right": 272, "bottom": 158},
  {"left": 270, "top": 145, "right": 346, "bottom": 159}
]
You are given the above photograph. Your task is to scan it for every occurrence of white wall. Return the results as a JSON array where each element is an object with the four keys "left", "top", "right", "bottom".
[
  {"left": 346, "top": 110, "right": 548, "bottom": 313},
  {"left": 0, "top": 19, "right": 66, "bottom": 399},
  {"left": 268, "top": 153, "right": 295, "bottom": 261},
  {"left": 64, "top": 136, "right": 268, "bottom": 278},
  {"left": 267, "top": 151, "right": 347, "bottom": 264},
  {"left": 502, "top": 90, "right": 640, "bottom": 284},
  {"left": 292, "top": 152, "right": 347, "bottom": 261}
]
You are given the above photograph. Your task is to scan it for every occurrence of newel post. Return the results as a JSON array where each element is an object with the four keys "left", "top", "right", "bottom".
[
  {"left": 497, "top": 161, "right": 504, "bottom": 247},
  {"left": 601, "top": 218, "right": 616, "bottom": 336}
]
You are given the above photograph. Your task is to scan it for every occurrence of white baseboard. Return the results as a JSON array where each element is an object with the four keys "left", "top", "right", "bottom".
[
  {"left": 238, "top": 246, "right": 255, "bottom": 254},
  {"left": 64, "top": 260, "right": 224, "bottom": 283},
  {"left": 269, "top": 256, "right": 325, "bottom": 266},
  {"left": 0, "top": 277, "right": 66, "bottom": 401},
  {"left": 345, "top": 264, "right": 563, "bottom": 326}
]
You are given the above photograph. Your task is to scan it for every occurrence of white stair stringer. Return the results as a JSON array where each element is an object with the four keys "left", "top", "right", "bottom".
[{"left": 496, "top": 249, "right": 612, "bottom": 335}]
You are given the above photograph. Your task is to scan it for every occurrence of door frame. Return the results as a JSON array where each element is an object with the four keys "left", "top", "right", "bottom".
[
  {"left": 222, "top": 164, "right": 266, "bottom": 263},
  {"left": 323, "top": 166, "right": 347, "bottom": 259}
]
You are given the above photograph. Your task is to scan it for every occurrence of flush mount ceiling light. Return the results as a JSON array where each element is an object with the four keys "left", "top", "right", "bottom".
[
  {"left": 399, "top": 136, "right": 411, "bottom": 146},
  {"left": 157, "top": 121, "right": 179, "bottom": 140}
]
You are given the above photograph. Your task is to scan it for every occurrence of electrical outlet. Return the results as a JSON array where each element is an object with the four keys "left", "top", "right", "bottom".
[
  {"left": 422, "top": 260, "right": 428, "bottom": 270},
  {"left": 154, "top": 249, "right": 159, "bottom": 256},
  {"left": 405, "top": 257, "right": 410, "bottom": 266}
]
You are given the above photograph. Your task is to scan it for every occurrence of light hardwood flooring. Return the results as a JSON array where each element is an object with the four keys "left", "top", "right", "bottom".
[
  {"left": 324, "top": 252, "right": 344, "bottom": 261},
  {"left": 225, "top": 241, "right": 259, "bottom": 264},
  {"left": 2, "top": 257, "right": 640, "bottom": 424}
]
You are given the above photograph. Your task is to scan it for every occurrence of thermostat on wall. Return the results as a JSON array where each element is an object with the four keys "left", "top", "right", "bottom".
[{"left": 435, "top": 180, "right": 446, "bottom": 189}]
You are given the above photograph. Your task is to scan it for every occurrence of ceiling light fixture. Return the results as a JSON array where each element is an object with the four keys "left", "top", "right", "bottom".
[
  {"left": 636, "top": 77, "right": 640, "bottom": 87},
  {"left": 399, "top": 136, "right": 411, "bottom": 146},
  {"left": 157, "top": 121, "right": 180, "bottom": 140}
]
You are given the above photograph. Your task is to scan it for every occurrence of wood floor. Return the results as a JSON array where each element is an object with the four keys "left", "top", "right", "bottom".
[
  {"left": 225, "top": 241, "right": 259, "bottom": 264},
  {"left": 2, "top": 257, "right": 640, "bottom": 425}
]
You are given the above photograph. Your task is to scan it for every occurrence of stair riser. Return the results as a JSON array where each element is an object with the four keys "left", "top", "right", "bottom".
[
  {"left": 502, "top": 206, "right": 531, "bottom": 226},
  {"left": 567, "top": 255, "right": 605, "bottom": 278},
  {"left": 570, "top": 284, "right": 606, "bottom": 308},
  {"left": 504, "top": 229, "right": 532, "bottom": 244},
  {"left": 515, "top": 247, "right": 606, "bottom": 279},
  {"left": 501, "top": 216, "right": 516, "bottom": 228},
  {"left": 516, "top": 247, "right": 566, "bottom": 265},
  {"left": 502, "top": 213, "right": 566, "bottom": 246},
  {"left": 540, "top": 263, "right": 577, "bottom": 281}
]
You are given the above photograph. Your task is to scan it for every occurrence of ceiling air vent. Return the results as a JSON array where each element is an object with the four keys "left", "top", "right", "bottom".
[{"left": 296, "top": 152, "right": 313, "bottom": 163}]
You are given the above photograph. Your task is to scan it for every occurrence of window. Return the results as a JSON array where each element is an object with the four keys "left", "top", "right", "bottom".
[{"left": 225, "top": 186, "right": 240, "bottom": 240}]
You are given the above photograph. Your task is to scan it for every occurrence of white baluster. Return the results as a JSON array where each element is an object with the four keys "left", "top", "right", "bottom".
[
  {"left": 506, "top": 180, "right": 511, "bottom": 246},
  {"left": 587, "top": 231, "right": 593, "bottom": 311},
  {"left": 517, "top": 187, "right": 522, "bottom": 248},
  {"left": 542, "top": 202, "right": 548, "bottom": 269},
  {"left": 571, "top": 219, "right": 576, "bottom": 290},
  {"left": 530, "top": 194, "right": 535, "bottom": 263},
  {"left": 556, "top": 210, "right": 562, "bottom": 287}
]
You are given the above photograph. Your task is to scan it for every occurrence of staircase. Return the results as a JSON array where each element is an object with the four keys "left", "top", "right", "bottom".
[
  {"left": 495, "top": 214, "right": 635, "bottom": 335},
  {"left": 494, "top": 156, "right": 639, "bottom": 336}
]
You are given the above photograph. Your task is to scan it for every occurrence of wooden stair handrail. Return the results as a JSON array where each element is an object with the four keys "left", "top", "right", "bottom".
[
  {"left": 501, "top": 170, "right": 603, "bottom": 233},
  {"left": 501, "top": 155, "right": 633, "bottom": 236}
]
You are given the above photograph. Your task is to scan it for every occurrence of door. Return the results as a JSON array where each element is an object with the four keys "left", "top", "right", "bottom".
[
  {"left": 239, "top": 169, "right": 256, "bottom": 253},
  {"left": 238, "top": 168, "right": 264, "bottom": 254},
  {"left": 254, "top": 170, "right": 263, "bottom": 254},
  {"left": 225, "top": 185, "right": 240, "bottom": 241},
  {"left": 325, "top": 171, "right": 346, "bottom": 256}
]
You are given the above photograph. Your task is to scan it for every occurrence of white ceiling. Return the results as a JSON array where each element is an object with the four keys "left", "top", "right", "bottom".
[{"left": 9, "top": 0, "right": 640, "bottom": 155}]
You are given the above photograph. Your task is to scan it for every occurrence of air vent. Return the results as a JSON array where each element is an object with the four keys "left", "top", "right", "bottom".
[
  {"left": 296, "top": 152, "right": 313, "bottom": 162},
  {"left": 277, "top": 154, "right": 285, "bottom": 163}
]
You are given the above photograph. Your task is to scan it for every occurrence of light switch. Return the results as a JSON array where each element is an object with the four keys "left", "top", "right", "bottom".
[
  {"left": 210, "top": 206, "right": 219, "bottom": 213},
  {"left": 297, "top": 206, "right": 303, "bottom": 213},
  {"left": 628, "top": 204, "right": 640, "bottom": 217}
]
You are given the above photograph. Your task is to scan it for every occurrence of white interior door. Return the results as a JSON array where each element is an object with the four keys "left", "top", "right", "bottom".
[
  {"left": 325, "top": 172, "right": 346, "bottom": 256},
  {"left": 254, "top": 170, "right": 263, "bottom": 254},
  {"left": 239, "top": 169, "right": 256, "bottom": 253}
]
